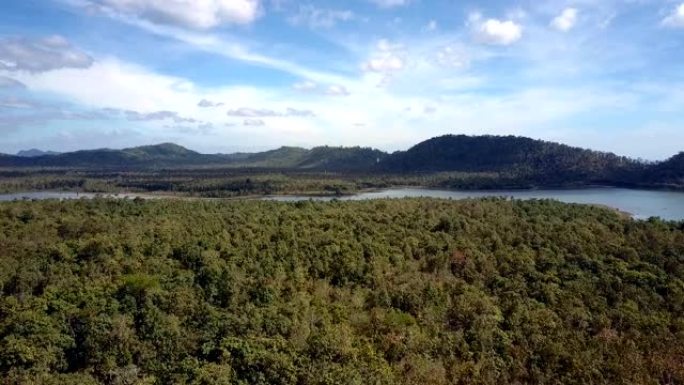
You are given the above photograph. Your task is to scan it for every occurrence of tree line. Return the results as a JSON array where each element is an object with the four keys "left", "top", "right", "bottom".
[{"left": 1, "top": 198, "right": 683, "bottom": 384}]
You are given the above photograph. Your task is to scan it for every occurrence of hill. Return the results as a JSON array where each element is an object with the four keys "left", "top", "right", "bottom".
[
  {"left": 0, "top": 135, "right": 680, "bottom": 189},
  {"left": 224, "top": 146, "right": 386, "bottom": 171},
  {"left": 0, "top": 143, "right": 225, "bottom": 168},
  {"left": 379, "top": 135, "right": 643, "bottom": 185},
  {"left": 16, "top": 149, "right": 61, "bottom": 157},
  {"left": 635, "top": 152, "right": 684, "bottom": 189},
  {"left": 231, "top": 146, "right": 310, "bottom": 168},
  {"left": 0, "top": 143, "right": 386, "bottom": 171}
]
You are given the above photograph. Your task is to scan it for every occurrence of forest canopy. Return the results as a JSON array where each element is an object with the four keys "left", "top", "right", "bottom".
[{"left": 1, "top": 198, "right": 683, "bottom": 384}]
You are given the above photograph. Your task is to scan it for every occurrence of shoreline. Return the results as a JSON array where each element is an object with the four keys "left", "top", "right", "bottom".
[{"left": 1, "top": 187, "right": 681, "bottom": 221}]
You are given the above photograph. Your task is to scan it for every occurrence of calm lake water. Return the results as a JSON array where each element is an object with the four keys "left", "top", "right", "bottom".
[
  {"left": 1, "top": 188, "right": 683, "bottom": 221},
  {"left": 0, "top": 192, "right": 157, "bottom": 201},
  {"left": 266, "top": 188, "right": 684, "bottom": 221}
]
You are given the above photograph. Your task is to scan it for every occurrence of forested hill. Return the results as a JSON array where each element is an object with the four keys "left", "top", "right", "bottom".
[
  {"left": 378, "top": 135, "right": 642, "bottom": 183},
  {"left": 637, "top": 152, "right": 684, "bottom": 189},
  {"left": 0, "top": 135, "right": 681, "bottom": 189},
  {"left": 226, "top": 146, "right": 387, "bottom": 170},
  {"left": 0, "top": 143, "right": 226, "bottom": 168},
  {"left": 0, "top": 143, "right": 385, "bottom": 171}
]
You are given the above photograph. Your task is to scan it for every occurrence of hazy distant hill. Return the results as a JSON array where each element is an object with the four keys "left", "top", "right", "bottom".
[
  {"left": 0, "top": 143, "right": 386, "bottom": 171},
  {"left": 1, "top": 143, "right": 226, "bottom": 168},
  {"left": 16, "top": 149, "right": 61, "bottom": 157}
]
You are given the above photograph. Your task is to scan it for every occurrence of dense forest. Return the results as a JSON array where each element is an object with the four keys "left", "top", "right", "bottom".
[
  {"left": 1, "top": 198, "right": 683, "bottom": 384},
  {"left": 0, "top": 135, "right": 680, "bottom": 194}
]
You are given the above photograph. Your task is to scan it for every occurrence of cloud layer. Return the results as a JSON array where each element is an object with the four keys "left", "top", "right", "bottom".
[
  {"left": 98, "top": 0, "right": 261, "bottom": 29},
  {"left": 0, "top": 36, "right": 93, "bottom": 73},
  {"left": 1, "top": 0, "right": 683, "bottom": 159}
]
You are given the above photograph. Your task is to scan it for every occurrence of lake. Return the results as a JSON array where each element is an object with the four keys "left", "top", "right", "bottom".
[
  {"left": 0, "top": 192, "right": 158, "bottom": 201},
  {"left": 265, "top": 187, "right": 684, "bottom": 221},
  {"left": 1, "top": 188, "right": 683, "bottom": 221}
]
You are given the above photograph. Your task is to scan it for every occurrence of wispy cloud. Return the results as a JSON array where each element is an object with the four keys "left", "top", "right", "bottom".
[
  {"left": 0, "top": 76, "right": 26, "bottom": 89},
  {"left": 227, "top": 107, "right": 315, "bottom": 117},
  {"left": 368, "top": 0, "right": 410, "bottom": 9},
  {"left": 288, "top": 5, "right": 354, "bottom": 29}
]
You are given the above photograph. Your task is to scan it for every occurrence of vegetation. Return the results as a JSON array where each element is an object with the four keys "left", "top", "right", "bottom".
[
  {"left": 0, "top": 143, "right": 385, "bottom": 171},
  {"left": 637, "top": 152, "right": 684, "bottom": 189},
  {"left": 1, "top": 198, "right": 683, "bottom": 384},
  {"left": 1, "top": 135, "right": 681, "bottom": 193},
  {"left": 379, "top": 135, "right": 644, "bottom": 185}
]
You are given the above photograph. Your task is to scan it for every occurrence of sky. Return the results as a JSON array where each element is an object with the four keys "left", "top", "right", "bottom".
[{"left": 0, "top": 0, "right": 683, "bottom": 159}]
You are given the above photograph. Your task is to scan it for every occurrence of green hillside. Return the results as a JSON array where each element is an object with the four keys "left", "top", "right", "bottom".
[{"left": 379, "top": 135, "right": 641, "bottom": 184}]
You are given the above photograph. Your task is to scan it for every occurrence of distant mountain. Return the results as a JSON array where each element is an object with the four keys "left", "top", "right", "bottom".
[
  {"left": 16, "top": 149, "right": 61, "bottom": 157},
  {"left": 0, "top": 136, "right": 680, "bottom": 190},
  {"left": 234, "top": 146, "right": 310, "bottom": 168},
  {"left": 225, "top": 146, "right": 386, "bottom": 171},
  {"left": 0, "top": 143, "right": 386, "bottom": 171},
  {"left": 0, "top": 143, "right": 226, "bottom": 168},
  {"left": 298, "top": 146, "right": 387, "bottom": 170},
  {"left": 379, "top": 134, "right": 643, "bottom": 184}
]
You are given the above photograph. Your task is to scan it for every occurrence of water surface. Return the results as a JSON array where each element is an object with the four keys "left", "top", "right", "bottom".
[
  {"left": 266, "top": 188, "right": 684, "bottom": 221},
  {"left": 1, "top": 188, "right": 683, "bottom": 221}
]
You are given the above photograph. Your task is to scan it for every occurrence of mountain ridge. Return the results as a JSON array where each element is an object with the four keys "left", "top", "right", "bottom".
[
  {"left": 0, "top": 135, "right": 680, "bottom": 190},
  {"left": 16, "top": 149, "right": 62, "bottom": 157}
]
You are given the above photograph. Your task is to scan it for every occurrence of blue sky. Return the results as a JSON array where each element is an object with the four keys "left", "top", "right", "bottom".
[{"left": 0, "top": 0, "right": 683, "bottom": 159}]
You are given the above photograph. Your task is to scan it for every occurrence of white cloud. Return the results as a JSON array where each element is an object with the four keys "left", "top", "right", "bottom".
[
  {"left": 435, "top": 45, "right": 470, "bottom": 69},
  {"left": 362, "top": 56, "right": 404, "bottom": 72},
  {"left": 551, "top": 8, "right": 579, "bottom": 32},
  {"left": 362, "top": 39, "right": 405, "bottom": 73},
  {"left": 8, "top": 58, "right": 197, "bottom": 111},
  {"left": 243, "top": 119, "right": 265, "bottom": 126},
  {"left": 662, "top": 3, "right": 684, "bottom": 28},
  {"left": 368, "top": 0, "right": 410, "bottom": 9},
  {"left": 288, "top": 5, "right": 354, "bottom": 29},
  {"left": 121, "top": 109, "right": 198, "bottom": 123},
  {"left": 0, "top": 35, "right": 93, "bottom": 73},
  {"left": 227, "top": 107, "right": 315, "bottom": 117},
  {"left": 97, "top": 0, "right": 261, "bottom": 29},
  {"left": 6, "top": 31, "right": 682, "bottom": 158},
  {"left": 293, "top": 80, "right": 318, "bottom": 92},
  {"left": 63, "top": 0, "right": 350, "bottom": 87},
  {"left": 469, "top": 13, "right": 523, "bottom": 45},
  {"left": 325, "top": 84, "right": 350, "bottom": 96},
  {"left": 198, "top": 98, "right": 224, "bottom": 107},
  {"left": 293, "top": 81, "right": 349, "bottom": 96}
]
